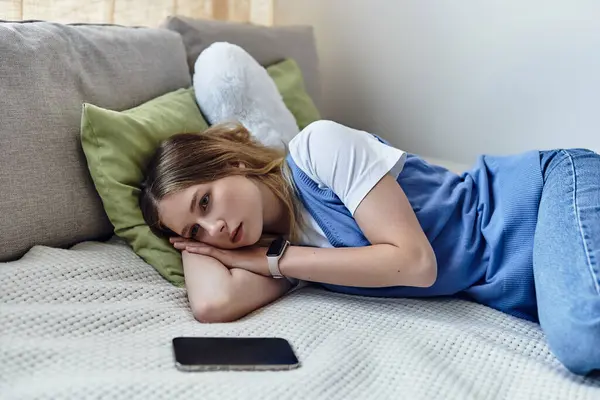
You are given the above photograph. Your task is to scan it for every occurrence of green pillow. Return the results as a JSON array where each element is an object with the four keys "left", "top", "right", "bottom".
[
  {"left": 81, "top": 88, "right": 207, "bottom": 286},
  {"left": 81, "top": 59, "right": 319, "bottom": 286},
  {"left": 266, "top": 58, "right": 320, "bottom": 129}
]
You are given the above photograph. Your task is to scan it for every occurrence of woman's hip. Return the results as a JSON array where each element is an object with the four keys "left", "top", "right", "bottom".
[{"left": 539, "top": 148, "right": 599, "bottom": 184}]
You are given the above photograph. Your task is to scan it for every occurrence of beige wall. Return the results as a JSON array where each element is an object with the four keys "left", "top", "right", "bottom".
[{"left": 275, "top": 0, "right": 600, "bottom": 165}]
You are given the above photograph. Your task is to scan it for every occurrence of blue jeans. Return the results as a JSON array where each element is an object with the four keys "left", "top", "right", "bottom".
[{"left": 535, "top": 148, "right": 600, "bottom": 375}]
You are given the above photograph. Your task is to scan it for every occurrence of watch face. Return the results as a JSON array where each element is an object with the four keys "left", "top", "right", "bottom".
[{"left": 267, "top": 236, "right": 287, "bottom": 257}]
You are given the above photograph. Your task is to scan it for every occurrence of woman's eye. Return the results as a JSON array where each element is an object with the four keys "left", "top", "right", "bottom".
[
  {"left": 190, "top": 224, "right": 199, "bottom": 238},
  {"left": 200, "top": 194, "right": 210, "bottom": 210}
]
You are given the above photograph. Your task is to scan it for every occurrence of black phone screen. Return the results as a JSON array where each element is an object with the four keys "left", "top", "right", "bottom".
[{"left": 172, "top": 337, "right": 300, "bottom": 370}]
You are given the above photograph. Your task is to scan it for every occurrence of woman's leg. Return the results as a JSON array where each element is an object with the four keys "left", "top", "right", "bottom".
[{"left": 534, "top": 149, "right": 600, "bottom": 375}]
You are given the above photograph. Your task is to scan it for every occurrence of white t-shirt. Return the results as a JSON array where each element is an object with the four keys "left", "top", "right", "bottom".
[{"left": 287, "top": 120, "right": 407, "bottom": 248}]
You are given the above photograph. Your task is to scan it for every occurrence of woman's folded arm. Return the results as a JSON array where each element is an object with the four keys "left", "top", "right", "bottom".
[{"left": 182, "top": 250, "right": 291, "bottom": 323}]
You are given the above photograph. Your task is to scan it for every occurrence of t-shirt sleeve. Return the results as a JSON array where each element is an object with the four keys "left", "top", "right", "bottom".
[{"left": 288, "top": 120, "right": 407, "bottom": 215}]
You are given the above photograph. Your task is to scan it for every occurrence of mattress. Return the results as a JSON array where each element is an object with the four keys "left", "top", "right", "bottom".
[{"left": 1, "top": 237, "right": 599, "bottom": 399}]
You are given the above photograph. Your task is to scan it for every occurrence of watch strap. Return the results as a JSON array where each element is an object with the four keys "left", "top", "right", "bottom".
[{"left": 267, "top": 255, "right": 284, "bottom": 278}]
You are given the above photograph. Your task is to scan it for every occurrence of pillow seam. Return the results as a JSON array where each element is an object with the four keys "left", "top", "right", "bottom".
[{"left": 85, "top": 106, "right": 109, "bottom": 198}]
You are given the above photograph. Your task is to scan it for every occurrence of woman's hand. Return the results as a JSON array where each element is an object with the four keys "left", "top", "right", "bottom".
[{"left": 170, "top": 237, "right": 270, "bottom": 276}]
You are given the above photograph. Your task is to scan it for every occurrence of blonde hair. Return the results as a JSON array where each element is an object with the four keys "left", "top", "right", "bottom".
[{"left": 139, "top": 122, "right": 303, "bottom": 244}]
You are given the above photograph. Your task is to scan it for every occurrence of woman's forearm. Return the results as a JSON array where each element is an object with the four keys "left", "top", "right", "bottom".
[
  {"left": 224, "top": 268, "right": 292, "bottom": 319},
  {"left": 182, "top": 251, "right": 291, "bottom": 322},
  {"left": 278, "top": 244, "right": 436, "bottom": 288}
]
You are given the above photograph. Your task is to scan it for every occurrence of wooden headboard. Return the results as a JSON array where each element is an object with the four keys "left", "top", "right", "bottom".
[{"left": 0, "top": 0, "right": 273, "bottom": 26}]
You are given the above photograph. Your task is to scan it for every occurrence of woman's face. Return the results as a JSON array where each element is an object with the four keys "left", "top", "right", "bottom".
[{"left": 157, "top": 174, "right": 264, "bottom": 249}]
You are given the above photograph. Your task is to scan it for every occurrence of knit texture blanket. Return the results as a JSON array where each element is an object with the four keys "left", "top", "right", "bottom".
[{"left": 1, "top": 237, "right": 599, "bottom": 399}]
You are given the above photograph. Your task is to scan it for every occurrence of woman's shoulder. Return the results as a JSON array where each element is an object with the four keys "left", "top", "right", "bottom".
[
  {"left": 287, "top": 120, "right": 408, "bottom": 214},
  {"left": 288, "top": 120, "right": 370, "bottom": 179},
  {"left": 288, "top": 120, "right": 385, "bottom": 164},
  {"left": 289, "top": 120, "right": 348, "bottom": 149}
]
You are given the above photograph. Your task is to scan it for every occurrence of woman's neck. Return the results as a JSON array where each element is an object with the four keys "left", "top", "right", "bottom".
[{"left": 258, "top": 181, "right": 290, "bottom": 236}]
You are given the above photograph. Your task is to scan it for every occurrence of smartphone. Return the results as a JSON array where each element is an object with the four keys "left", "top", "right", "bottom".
[{"left": 172, "top": 337, "right": 300, "bottom": 371}]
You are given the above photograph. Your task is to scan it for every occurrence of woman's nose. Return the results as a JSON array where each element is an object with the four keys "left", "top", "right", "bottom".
[{"left": 202, "top": 219, "right": 226, "bottom": 238}]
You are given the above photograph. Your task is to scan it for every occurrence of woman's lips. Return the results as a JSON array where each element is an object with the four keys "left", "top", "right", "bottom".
[{"left": 231, "top": 223, "right": 243, "bottom": 243}]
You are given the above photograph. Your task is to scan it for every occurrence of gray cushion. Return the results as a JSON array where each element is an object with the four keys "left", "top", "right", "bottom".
[
  {"left": 0, "top": 21, "right": 191, "bottom": 261},
  {"left": 161, "top": 16, "right": 321, "bottom": 109}
]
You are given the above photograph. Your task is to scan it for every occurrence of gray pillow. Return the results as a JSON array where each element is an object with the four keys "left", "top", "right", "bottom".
[
  {"left": 0, "top": 21, "right": 191, "bottom": 261},
  {"left": 161, "top": 15, "right": 321, "bottom": 109}
]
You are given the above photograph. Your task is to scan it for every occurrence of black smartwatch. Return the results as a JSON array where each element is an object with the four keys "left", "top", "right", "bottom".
[{"left": 266, "top": 236, "right": 290, "bottom": 278}]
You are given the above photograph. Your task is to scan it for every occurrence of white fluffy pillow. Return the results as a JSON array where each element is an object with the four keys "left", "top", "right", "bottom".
[{"left": 193, "top": 42, "right": 299, "bottom": 149}]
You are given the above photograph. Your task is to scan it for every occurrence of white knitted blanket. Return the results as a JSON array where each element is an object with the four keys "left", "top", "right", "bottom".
[{"left": 1, "top": 237, "right": 599, "bottom": 400}]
